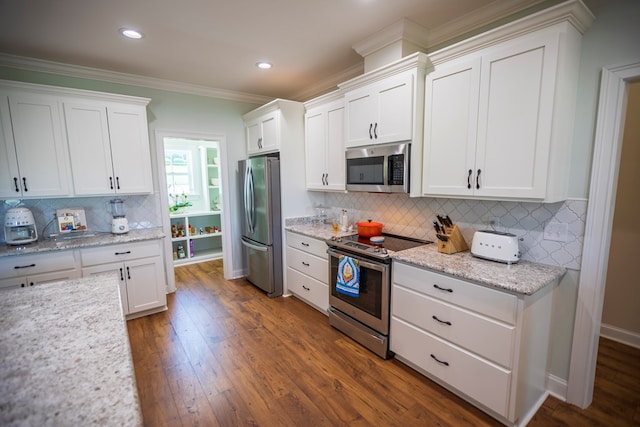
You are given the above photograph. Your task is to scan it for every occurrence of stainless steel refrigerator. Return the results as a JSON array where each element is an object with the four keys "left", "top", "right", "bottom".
[{"left": 239, "top": 156, "right": 283, "bottom": 297}]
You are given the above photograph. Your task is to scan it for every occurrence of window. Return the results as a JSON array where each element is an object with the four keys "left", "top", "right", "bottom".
[{"left": 165, "top": 149, "right": 194, "bottom": 197}]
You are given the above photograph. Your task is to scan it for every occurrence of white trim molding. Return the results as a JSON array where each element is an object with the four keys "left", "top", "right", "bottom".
[
  {"left": 600, "top": 324, "right": 640, "bottom": 349},
  {"left": 567, "top": 59, "right": 640, "bottom": 408}
]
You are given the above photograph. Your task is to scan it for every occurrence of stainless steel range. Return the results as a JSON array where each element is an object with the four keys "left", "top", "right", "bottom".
[{"left": 326, "top": 233, "right": 431, "bottom": 358}]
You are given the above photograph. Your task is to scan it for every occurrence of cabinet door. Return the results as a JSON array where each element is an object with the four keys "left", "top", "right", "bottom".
[
  {"left": 475, "top": 32, "right": 559, "bottom": 199},
  {"left": 125, "top": 256, "right": 166, "bottom": 314},
  {"left": 0, "top": 95, "right": 21, "bottom": 198},
  {"left": 107, "top": 105, "right": 153, "bottom": 194},
  {"left": 375, "top": 72, "right": 414, "bottom": 144},
  {"left": 8, "top": 94, "right": 71, "bottom": 197},
  {"left": 246, "top": 119, "right": 262, "bottom": 154},
  {"left": 83, "top": 263, "right": 129, "bottom": 314},
  {"left": 422, "top": 59, "right": 481, "bottom": 196},
  {"left": 64, "top": 102, "right": 115, "bottom": 196},
  {"left": 259, "top": 111, "right": 279, "bottom": 153},
  {"left": 324, "top": 102, "right": 345, "bottom": 191},
  {"left": 344, "top": 89, "right": 375, "bottom": 148},
  {"left": 304, "top": 109, "right": 327, "bottom": 190}
]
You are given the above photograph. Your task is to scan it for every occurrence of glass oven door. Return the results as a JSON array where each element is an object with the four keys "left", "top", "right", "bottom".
[{"left": 328, "top": 248, "right": 390, "bottom": 334}]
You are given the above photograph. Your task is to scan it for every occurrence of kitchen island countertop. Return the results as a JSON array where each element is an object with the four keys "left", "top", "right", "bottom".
[
  {"left": 391, "top": 244, "right": 566, "bottom": 295},
  {"left": 0, "top": 227, "right": 165, "bottom": 258},
  {"left": 0, "top": 274, "right": 143, "bottom": 426},
  {"left": 285, "top": 218, "right": 356, "bottom": 241}
]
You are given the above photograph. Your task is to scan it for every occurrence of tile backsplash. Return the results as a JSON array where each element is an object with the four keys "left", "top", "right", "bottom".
[
  {"left": 1, "top": 194, "right": 162, "bottom": 240},
  {"left": 311, "top": 192, "right": 586, "bottom": 270}
]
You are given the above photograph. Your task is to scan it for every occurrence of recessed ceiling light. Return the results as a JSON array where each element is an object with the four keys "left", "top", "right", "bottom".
[
  {"left": 119, "top": 28, "right": 144, "bottom": 39},
  {"left": 256, "top": 61, "right": 272, "bottom": 69}
]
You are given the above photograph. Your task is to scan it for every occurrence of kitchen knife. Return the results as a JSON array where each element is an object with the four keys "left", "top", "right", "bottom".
[
  {"left": 433, "top": 221, "right": 441, "bottom": 234},
  {"left": 436, "top": 215, "right": 445, "bottom": 227},
  {"left": 444, "top": 215, "right": 453, "bottom": 227},
  {"left": 436, "top": 234, "right": 448, "bottom": 242}
]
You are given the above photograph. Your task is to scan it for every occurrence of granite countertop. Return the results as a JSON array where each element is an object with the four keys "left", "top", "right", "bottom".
[
  {"left": 286, "top": 218, "right": 564, "bottom": 295},
  {"left": 391, "top": 244, "right": 566, "bottom": 295},
  {"left": 0, "top": 227, "right": 165, "bottom": 258},
  {"left": 0, "top": 274, "right": 143, "bottom": 427},
  {"left": 285, "top": 218, "right": 356, "bottom": 241}
]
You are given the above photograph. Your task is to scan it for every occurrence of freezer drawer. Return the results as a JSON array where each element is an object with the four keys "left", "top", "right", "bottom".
[{"left": 241, "top": 237, "right": 282, "bottom": 297}]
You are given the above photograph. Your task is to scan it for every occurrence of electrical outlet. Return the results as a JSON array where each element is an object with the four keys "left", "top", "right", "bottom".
[{"left": 543, "top": 222, "right": 568, "bottom": 242}]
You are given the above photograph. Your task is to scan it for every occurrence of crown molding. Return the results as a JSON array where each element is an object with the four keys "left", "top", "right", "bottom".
[
  {"left": 0, "top": 53, "right": 272, "bottom": 105},
  {"left": 291, "top": 62, "right": 364, "bottom": 102},
  {"left": 352, "top": 18, "right": 430, "bottom": 58}
]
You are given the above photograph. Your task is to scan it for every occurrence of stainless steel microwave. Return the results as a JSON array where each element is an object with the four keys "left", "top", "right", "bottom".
[{"left": 345, "top": 143, "right": 409, "bottom": 193}]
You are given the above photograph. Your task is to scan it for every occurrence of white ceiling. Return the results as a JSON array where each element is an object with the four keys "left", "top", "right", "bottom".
[{"left": 0, "top": 0, "right": 562, "bottom": 103}]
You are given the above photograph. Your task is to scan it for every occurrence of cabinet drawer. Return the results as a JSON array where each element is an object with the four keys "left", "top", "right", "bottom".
[
  {"left": 0, "top": 250, "right": 78, "bottom": 279},
  {"left": 81, "top": 241, "right": 160, "bottom": 266},
  {"left": 286, "top": 246, "right": 328, "bottom": 283},
  {"left": 393, "top": 262, "right": 517, "bottom": 325},
  {"left": 286, "top": 231, "right": 328, "bottom": 258},
  {"left": 392, "top": 284, "right": 515, "bottom": 367},
  {"left": 287, "top": 267, "right": 329, "bottom": 313},
  {"left": 391, "top": 317, "right": 511, "bottom": 417}
]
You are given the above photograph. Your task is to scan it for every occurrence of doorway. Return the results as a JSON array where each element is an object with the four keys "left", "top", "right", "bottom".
[
  {"left": 568, "top": 61, "right": 640, "bottom": 408},
  {"left": 155, "top": 130, "right": 233, "bottom": 292}
]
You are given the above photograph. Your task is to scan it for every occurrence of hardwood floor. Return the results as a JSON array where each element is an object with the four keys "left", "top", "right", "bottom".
[{"left": 127, "top": 260, "right": 640, "bottom": 426}]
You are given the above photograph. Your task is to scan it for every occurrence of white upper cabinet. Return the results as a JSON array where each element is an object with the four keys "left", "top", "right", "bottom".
[
  {"left": 344, "top": 70, "right": 414, "bottom": 148},
  {"left": 304, "top": 93, "right": 345, "bottom": 191},
  {"left": 0, "top": 92, "right": 71, "bottom": 198},
  {"left": 65, "top": 101, "right": 152, "bottom": 196},
  {"left": 339, "top": 53, "right": 428, "bottom": 196},
  {"left": 245, "top": 109, "right": 279, "bottom": 156},
  {"left": 422, "top": 1, "right": 593, "bottom": 202}
]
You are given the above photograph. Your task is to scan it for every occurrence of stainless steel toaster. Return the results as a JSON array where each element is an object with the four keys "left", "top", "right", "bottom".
[{"left": 471, "top": 230, "right": 520, "bottom": 264}]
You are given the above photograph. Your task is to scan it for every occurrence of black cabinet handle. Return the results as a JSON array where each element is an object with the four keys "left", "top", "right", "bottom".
[
  {"left": 433, "top": 284, "right": 453, "bottom": 293},
  {"left": 13, "top": 177, "right": 19, "bottom": 192},
  {"left": 22, "top": 177, "right": 28, "bottom": 192},
  {"left": 467, "top": 169, "right": 473, "bottom": 189},
  {"left": 301, "top": 242, "right": 309, "bottom": 247},
  {"left": 302, "top": 285, "right": 310, "bottom": 291},
  {"left": 369, "top": 123, "right": 373, "bottom": 139},
  {"left": 109, "top": 177, "right": 114, "bottom": 190},
  {"left": 257, "top": 137, "right": 262, "bottom": 149},
  {"left": 302, "top": 261, "right": 310, "bottom": 267},
  {"left": 119, "top": 268, "right": 124, "bottom": 281},
  {"left": 115, "top": 251, "right": 131, "bottom": 256},
  {"left": 126, "top": 266, "right": 131, "bottom": 280},
  {"left": 432, "top": 315, "right": 452, "bottom": 326},
  {"left": 476, "top": 169, "right": 481, "bottom": 190},
  {"left": 14, "top": 263, "right": 36, "bottom": 269},
  {"left": 29, "top": 282, "right": 34, "bottom": 287},
  {"left": 373, "top": 122, "right": 378, "bottom": 139},
  {"left": 116, "top": 177, "right": 121, "bottom": 190},
  {"left": 430, "top": 354, "right": 450, "bottom": 366}
]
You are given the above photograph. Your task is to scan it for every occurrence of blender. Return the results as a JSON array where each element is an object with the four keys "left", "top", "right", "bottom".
[{"left": 110, "top": 199, "right": 129, "bottom": 234}]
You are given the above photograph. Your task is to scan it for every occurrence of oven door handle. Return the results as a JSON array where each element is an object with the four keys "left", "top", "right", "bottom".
[{"left": 327, "top": 248, "right": 389, "bottom": 273}]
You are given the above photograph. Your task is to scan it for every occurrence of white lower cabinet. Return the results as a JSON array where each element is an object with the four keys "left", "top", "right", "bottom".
[
  {"left": 391, "top": 261, "right": 554, "bottom": 425},
  {"left": 81, "top": 240, "right": 167, "bottom": 318},
  {"left": 0, "top": 250, "right": 80, "bottom": 290},
  {"left": 285, "top": 231, "right": 329, "bottom": 313}
]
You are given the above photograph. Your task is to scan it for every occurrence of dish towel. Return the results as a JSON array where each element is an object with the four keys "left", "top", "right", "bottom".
[{"left": 336, "top": 255, "right": 360, "bottom": 297}]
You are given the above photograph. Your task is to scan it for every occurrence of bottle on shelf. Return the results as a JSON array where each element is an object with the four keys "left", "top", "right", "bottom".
[{"left": 177, "top": 243, "right": 186, "bottom": 259}]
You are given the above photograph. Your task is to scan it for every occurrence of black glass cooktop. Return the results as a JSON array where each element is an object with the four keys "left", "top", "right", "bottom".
[{"left": 327, "top": 233, "right": 431, "bottom": 260}]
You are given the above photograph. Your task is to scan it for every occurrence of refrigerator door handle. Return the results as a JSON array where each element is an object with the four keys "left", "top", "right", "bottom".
[
  {"left": 247, "top": 166, "right": 255, "bottom": 233},
  {"left": 243, "top": 165, "right": 254, "bottom": 234},
  {"left": 241, "top": 237, "right": 268, "bottom": 252}
]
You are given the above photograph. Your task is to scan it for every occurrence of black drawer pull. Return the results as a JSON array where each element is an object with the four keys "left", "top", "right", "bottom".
[
  {"left": 301, "top": 261, "right": 310, "bottom": 267},
  {"left": 433, "top": 284, "right": 453, "bottom": 293},
  {"left": 14, "top": 263, "right": 36, "bottom": 269},
  {"left": 119, "top": 268, "right": 124, "bottom": 281},
  {"left": 430, "top": 354, "right": 449, "bottom": 366},
  {"left": 432, "top": 315, "right": 452, "bottom": 326},
  {"left": 302, "top": 285, "right": 310, "bottom": 291},
  {"left": 301, "top": 242, "right": 309, "bottom": 247},
  {"left": 115, "top": 251, "right": 131, "bottom": 256}
]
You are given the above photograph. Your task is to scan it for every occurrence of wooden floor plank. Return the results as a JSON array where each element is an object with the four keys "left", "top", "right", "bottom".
[{"left": 128, "top": 260, "right": 640, "bottom": 427}]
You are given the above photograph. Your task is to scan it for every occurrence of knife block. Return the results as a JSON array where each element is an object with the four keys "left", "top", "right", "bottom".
[{"left": 437, "top": 224, "right": 469, "bottom": 254}]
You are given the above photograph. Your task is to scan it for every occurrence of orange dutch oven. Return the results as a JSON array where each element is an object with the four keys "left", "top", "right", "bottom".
[{"left": 356, "top": 220, "right": 384, "bottom": 237}]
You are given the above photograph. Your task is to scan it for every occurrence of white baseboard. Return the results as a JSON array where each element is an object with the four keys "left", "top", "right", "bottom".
[
  {"left": 600, "top": 323, "right": 640, "bottom": 349},
  {"left": 546, "top": 373, "right": 568, "bottom": 401}
]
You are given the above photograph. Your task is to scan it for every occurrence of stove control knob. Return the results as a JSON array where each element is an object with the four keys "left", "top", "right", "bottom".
[
  {"left": 330, "top": 236, "right": 337, "bottom": 241},
  {"left": 374, "top": 247, "right": 380, "bottom": 253},
  {"left": 381, "top": 248, "right": 388, "bottom": 255},
  {"left": 337, "top": 237, "right": 342, "bottom": 242}
]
